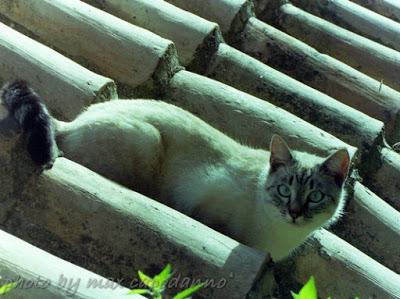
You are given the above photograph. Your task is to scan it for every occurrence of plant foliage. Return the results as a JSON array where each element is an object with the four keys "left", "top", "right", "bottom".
[{"left": 129, "top": 264, "right": 203, "bottom": 299}]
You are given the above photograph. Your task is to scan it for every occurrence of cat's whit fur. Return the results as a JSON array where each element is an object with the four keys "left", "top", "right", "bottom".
[{"left": 1, "top": 81, "right": 350, "bottom": 261}]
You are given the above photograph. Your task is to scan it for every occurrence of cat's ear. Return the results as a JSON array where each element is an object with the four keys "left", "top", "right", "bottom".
[
  {"left": 270, "top": 135, "right": 293, "bottom": 171},
  {"left": 320, "top": 149, "right": 350, "bottom": 186}
]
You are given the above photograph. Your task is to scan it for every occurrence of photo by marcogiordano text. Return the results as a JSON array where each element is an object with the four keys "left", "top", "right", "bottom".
[{"left": 0, "top": 274, "right": 229, "bottom": 296}]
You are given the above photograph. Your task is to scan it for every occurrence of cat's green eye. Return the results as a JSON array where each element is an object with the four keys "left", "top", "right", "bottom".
[
  {"left": 308, "top": 190, "right": 325, "bottom": 203},
  {"left": 277, "top": 184, "right": 291, "bottom": 197}
]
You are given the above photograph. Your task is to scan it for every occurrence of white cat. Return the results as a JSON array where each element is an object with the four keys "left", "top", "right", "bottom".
[{"left": 1, "top": 80, "right": 350, "bottom": 261}]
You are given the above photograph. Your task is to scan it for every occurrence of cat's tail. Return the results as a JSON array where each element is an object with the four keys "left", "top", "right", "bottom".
[{"left": 1, "top": 80, "right": 59, "bottom": 168}]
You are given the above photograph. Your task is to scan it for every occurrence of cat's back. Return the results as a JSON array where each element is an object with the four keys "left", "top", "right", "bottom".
[
  {"left": 79, "top": 99, "right": 239, "bottom": 149},
  {"left": 81, "top": 99, "right": 204, "bottom": 129}
]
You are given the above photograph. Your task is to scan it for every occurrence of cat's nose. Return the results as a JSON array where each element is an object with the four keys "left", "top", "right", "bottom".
[{"left": 289, "top": 207, "right": 302, "bottom": 222}]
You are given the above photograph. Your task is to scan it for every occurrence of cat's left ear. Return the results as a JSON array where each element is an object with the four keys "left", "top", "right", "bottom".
[
  {"left": 270, "top": 135, "right": 293, "bottom": 171},
  {"left": 320, "top": 149, "right": 350, "bottom": 186}
]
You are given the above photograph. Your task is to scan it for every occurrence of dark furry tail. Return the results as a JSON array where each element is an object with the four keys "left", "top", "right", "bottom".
[{"left": 1, "top": 80, "right": 58, "bottom": 168}]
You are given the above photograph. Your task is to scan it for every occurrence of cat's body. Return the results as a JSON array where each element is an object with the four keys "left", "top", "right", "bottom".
[{"left": 1, "top": 81, "right": 350, "bottom": 261}]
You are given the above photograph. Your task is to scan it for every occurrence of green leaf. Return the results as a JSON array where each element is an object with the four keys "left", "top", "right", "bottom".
[
  {"left": 291, "top": 291, "right": 301, "bottom": 299},
  {"left": 127, "top": 288, "right": 151, "bottom": 295},
  {"left": 173, "top": 283, "right": 204, "bottom": 299},
  {"left": 0, "top": 282, "right": 17, "bottom": 295},
  {"left": 291, "top": 276, "right": 317, "bottom": 299},
  {"left": 153, "top": 264, "right": 172, "bottom": 289},
  {"left": 138, "top": 270, "right": 155, "bottom": 289}
]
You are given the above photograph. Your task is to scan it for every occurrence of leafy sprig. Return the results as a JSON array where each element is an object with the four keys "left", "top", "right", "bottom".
[{"left": 128, "top": 264, "right": 203, "bottom": 299}]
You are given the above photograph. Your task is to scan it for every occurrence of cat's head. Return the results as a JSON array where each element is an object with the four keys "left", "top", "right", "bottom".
[{"left": 260, "top": 135, "right": 350, "bottom": 228}]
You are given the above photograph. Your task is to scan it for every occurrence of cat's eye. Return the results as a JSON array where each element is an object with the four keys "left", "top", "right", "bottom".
[
  {"left": 277, "top": 184, "right": 291, "bottom": 197},
  {"left": 308, "top": 190, "right": 325, "bottom": 203}
]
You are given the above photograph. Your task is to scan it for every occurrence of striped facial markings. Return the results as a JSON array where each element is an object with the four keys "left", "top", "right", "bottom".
[
  {"left": 309, "top": 179, "right": 314, "bottom": 190},
  {"left": 295, "top": 169, "right": 312, "bottom": 186},
  {"left": 288, "top": 175, "right": 294, "bottom": 186}
]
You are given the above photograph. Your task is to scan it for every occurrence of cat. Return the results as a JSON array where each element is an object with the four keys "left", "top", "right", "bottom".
[
  {"left": 393, "top": 142, "right": 400, "bottom": 153},
  {"left": 1, "top": 80, "right": 350, "bottom": 261}
]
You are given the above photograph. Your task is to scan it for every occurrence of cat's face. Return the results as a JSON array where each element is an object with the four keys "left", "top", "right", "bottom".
[{"left": 262, "top": 135, "right": 350, "bottom": 227}]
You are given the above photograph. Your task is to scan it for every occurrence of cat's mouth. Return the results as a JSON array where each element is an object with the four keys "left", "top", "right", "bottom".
[
  {"left": 291, "top": 218, "right": 302, "bottom": 225},
  {"left": 285, "top": 213, "right": 310, "bottom": 225}
]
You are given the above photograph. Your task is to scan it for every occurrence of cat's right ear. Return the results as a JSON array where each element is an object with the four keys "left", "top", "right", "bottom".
[
  {"left": 270, "top": 135, "right": 293, "bottom": 171},
  {"left": 320, "top": 148, "right": 350, "bottom": 187}
]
